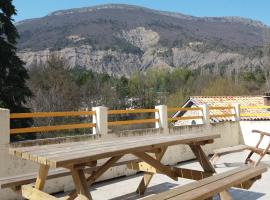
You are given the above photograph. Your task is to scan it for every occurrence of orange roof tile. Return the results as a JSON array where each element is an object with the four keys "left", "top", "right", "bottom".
[{"left": 183, "top": 96, "right": 270, "bottom": 121}]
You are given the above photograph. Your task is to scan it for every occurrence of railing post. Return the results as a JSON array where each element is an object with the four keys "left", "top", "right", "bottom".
[
  {"left": 232, "top": 103, "right": 241, "bottom": 121},
  {"left": 155, "top": 105, "right": 168, "bottom": 133},
  {"left": 92, "top": 106, "right": 108, "bottom": 135},
  {"left": 0, "top": 108, "right": 10, "bottom": 146},
  {"left": 199, "top": 104, "right": 210, "bottom": 125}
]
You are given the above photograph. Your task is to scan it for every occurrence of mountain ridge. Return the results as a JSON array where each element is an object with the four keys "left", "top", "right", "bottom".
[
  {"left": 17, "top": 4, "right": 267, "bottom": 28},
  {"left": 16, "top": 4, "right": 270, "bottom": 76}
]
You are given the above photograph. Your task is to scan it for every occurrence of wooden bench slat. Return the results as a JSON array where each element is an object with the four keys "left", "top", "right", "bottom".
[
  {"left": 22, "top": 184, "right": 58, "bottom": 200},
  {"left": 213, "top": 144, "right": 270, "bottom": 156},
  {"left": 211, "top": 144, "right": 270, "bottom": 165},
  {"left": 0, "top": 168, "right": 68, "bottom": 189},
  {"left": 0, "top": 155, "right": 139, "bottom": 189},
  {"left": 213, "top": 144, "right": 248, "bottom": 154},
  {"left": 170, "top": 165, "right": 267, "bottom": 200},
  {"left": 144, "top": 166, "right": 249, "bottom": 200},
  {"left": 247, "top": 146, "right": 270, "bottom": 155},
  {"left": 144, "top": 165, "right": 267, "bottom": 200}
]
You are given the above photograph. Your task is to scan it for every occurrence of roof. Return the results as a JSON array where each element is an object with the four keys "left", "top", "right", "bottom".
[
  {"left": 178, "top": 96, "right": 270, "bottom": 121},
  {"left": 187, "top": 96, "right": 263, "bottom": 106}
]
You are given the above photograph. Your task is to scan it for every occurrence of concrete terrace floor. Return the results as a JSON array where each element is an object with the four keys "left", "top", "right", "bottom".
[{"left": 58, "top": 151, "right": 270, "bottom": 200}]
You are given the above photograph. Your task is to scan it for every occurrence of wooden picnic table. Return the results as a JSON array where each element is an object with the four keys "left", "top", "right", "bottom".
[{"left": 9, "top": 133, "right": 220, "bottom": 200}]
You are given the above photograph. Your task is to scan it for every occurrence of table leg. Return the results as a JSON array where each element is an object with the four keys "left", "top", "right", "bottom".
[
  {"left": 71, "top": 168, "right": 92, "bottom": 200},
  {"left": 219, "top": 190, "right": 233, "bottom": 200},
  {"left": 189, "top": 144, "right": 215, "bottom": 173},
  {"left": 136, "top": 147, "right": 167, "bottom": 195},
  {"left": 189, "top": 144, "right": 233, "bottom": 200},
  {"left": 65, "top": 156, "right": 122, "bottom": 200},
  {"left": 86, "top": 156, "right": 122, "bottom": 186},
  {"left": 35, "top": 164, "right": 49, "bottom": 190}
]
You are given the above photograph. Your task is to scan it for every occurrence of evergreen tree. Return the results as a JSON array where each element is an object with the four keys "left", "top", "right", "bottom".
[{"left": 0, "top": 0, "right": 32, "bottom": 134}]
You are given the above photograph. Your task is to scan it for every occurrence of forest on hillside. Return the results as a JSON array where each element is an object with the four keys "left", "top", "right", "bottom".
[
  {"left": 26, "top": 56, "right": 267, "bottom": 113},
  {"left": 9, "top": 55, "right": 267, "bottom": 141}
]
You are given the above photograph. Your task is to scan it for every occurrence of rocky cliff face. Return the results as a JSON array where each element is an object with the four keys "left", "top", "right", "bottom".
[
  {"left": 18, "top": 45, "right": 142, "bottom": 76},
  {"left": 16, "top": 4, "right": 268, "bottom": 76}
]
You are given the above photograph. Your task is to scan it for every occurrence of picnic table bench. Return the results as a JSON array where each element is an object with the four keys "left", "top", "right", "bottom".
[
  {"left": 144, "top": 164, "right": 267, "bottom": 200},
  {"left": 6, "top": 133, "right": 266, "bottom": 200}
]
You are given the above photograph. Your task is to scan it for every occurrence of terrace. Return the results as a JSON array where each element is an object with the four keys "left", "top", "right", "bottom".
[
  {"left": 57, "top": 151, "right": 270, "bottom": 200},
  {"left": 0, "top": 98, "right": 270, "bottom": 199}
]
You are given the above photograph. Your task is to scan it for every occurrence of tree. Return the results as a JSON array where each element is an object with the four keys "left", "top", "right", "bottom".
[
  {"left": 262, "top": 27, "right": 270, "bottom": 91},
  {"left": 0, "top": 0, "right": 32, "bottom": 130},
  {"left": 116, "top": 76, "right": 129, "bottom": 99},
  {"left": 27, "top": 56, "right": 80, "bottom": 113},
  {"left": 201, "top": 77, "right": 247, "bottom": 96},
  {"left": 27, "top": 56, "right": 82, "bottom": 138},
  {"left": 128, "top": 72, "right": 157, "bottom": 108}
]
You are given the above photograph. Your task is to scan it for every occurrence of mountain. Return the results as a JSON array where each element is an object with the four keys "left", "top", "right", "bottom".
[{"left": 16, "top": 4, "right": 269, "bottom": 76}]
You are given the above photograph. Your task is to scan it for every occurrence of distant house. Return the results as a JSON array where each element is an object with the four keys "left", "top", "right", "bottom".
[
  {"left": 172, "top": 95, "right": 270, "bottom": 126},
  {"left": 172, "top": 95, "right": 270, "bottom": 147}
]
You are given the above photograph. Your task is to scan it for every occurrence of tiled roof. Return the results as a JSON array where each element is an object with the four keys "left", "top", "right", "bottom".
[
  {"left": 189, "top": 96, "right": 263, "bottom": 106},
  {"left": 183, "top": 96, "right": 270, "bottom": 121}
]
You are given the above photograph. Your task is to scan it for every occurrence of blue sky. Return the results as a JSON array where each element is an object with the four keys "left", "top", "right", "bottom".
[{"left": 13, "top": 0, "right": 270, "bottom": 26}]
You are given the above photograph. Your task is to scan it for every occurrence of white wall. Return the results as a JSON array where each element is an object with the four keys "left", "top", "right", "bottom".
[
  {"left": 240, "top": 121, "right": 270, "bottom": 148},
  {"left": 164, "top": 122, "right": 240, "bottom": 164}
]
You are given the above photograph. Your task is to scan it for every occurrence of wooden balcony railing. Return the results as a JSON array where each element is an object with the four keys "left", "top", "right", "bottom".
[
  {"left": 209, "top": 106, "right": 236, "bottom": 119},
  {"left": 167, "top": 107, "right": 203, "bottom": 122},
  {"left": 10, "top": 111, "right": 96, "bottom": 118},
  {"left": 9, "top": 104, "right": 270, "bottom": 136},
  {"left": 108, "top": 109, "right": 158, "bottom": 126},
  {"left": 209, "top": 106, "right": 234, "bottom": 110},
  {"left": 240, "top": 106, "right": 270, "bottom": 117},
  {"left": 10, "top": 111, "right": 96, "bottom": 134}
]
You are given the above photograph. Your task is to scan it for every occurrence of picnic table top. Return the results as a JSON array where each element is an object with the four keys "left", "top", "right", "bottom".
[{"left": 9, "top": 133, "right": 220, "bottom": 168}]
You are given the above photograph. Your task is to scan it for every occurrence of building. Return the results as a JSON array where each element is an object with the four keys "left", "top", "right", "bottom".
[
  {"left": 172, "top": 95, "right": 270, "bottom": 126},
  {"left": 172, "top": 95, "right": 270, "bottom": 148}
]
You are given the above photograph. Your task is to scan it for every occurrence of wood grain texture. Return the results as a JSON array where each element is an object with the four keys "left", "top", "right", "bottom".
[
  {"left": 10, "top": 123, "right": 96, "bottom": 134},
  {"left": 65, "top": 156, "right": 122, "bottom": 200},
  {"left": 168, "top": 116, "right": 203, "bottom": 122},
  {"left": 136, "top": 147, "right": 167, "bottom": 195},
  {"left": 10, "top": 133, "right": 219, "bottom": 168},
  {"left": 108, "top": 109, "right": 157, "bottom": 114},
  {"left": 10, "top": 111, "right": 96, "bottom": 119},
  {"left": 144, "top": 165, "right": 267, "bottom": 200},
  {"left": 189, "top": 144, "right": 215, "bottom": 173},
  {"left": 22, "top": 184, "right": 58, "bottom": 200},
  {"left": 35, "top": 164, "right": 49, "bottom": 190},
  {"left": 108, "top": 118, "right": 158, "bottom": 126},
  {"left": 71, "top": 169, "right": 92, "bottom": 200}
]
